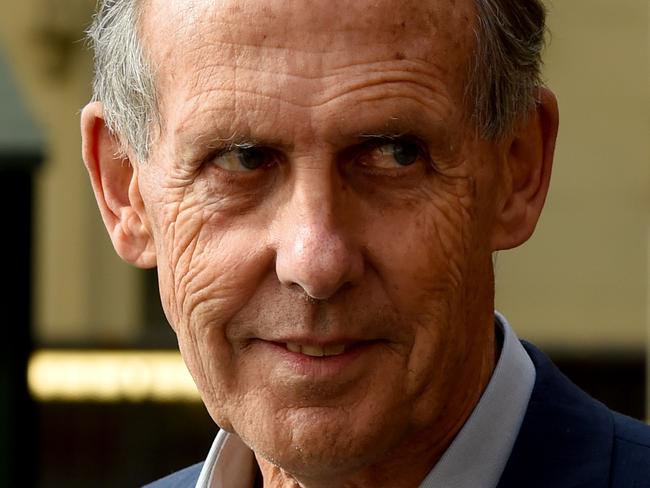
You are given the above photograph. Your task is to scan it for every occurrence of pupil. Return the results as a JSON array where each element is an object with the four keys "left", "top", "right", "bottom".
[
  {"left": 239, "top": 148, "right": 265, "bottom": 170},
  {"left": 392, "top": 142, "right": 418, "bottom": 166}
]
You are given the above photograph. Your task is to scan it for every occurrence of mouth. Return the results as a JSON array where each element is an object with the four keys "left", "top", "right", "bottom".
[
  {"left": 284, "top": 342, "right": 347, "bottom": 357},
  {"left": 249, "top": 338, "right": 384, "bottom": 379}
]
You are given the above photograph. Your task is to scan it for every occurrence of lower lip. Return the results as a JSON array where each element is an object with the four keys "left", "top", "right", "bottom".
[{"left": 256, "top": 341, "right": 378, "bottom": 378}]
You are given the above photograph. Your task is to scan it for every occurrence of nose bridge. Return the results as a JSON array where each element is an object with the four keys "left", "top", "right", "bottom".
[{"left": 274, "top": 163, "right": 363, "bottom": 300}]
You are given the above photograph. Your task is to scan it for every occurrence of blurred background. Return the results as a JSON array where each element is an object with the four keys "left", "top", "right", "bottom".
[{"left": 0, "top": 0, "right": 648, "bottom": 486}]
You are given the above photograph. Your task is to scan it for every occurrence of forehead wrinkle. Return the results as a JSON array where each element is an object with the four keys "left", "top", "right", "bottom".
[
  {"left": 182, "top": 30, "right": 418, "bottom": 57},
  {"left": 172, "top": 84, "right": 453, "bottom": 155},
  {"left": 184, "top": 50, "right": 451, "bottom": 88},
  {"left": 144, "top": 0, "right": 476, "bottom": 85},
  {"left": 167, "top": 10, "right": 462, "bottom": 86},
  {"left": 144, "top": 3, "right": 477, "bottom": 143},
  {"left": 177, "top": 0, "right": 473, "bottom": 44},
  {"left": 176, "top": 80, "right": 451, "bottom": 114},
  {"left": 182, "top": 51, "right": 442, "bottom": 83},
  {"left": 175, "top": 55, "right": 453, "bottom": 119},
  {"left": 172, "top": 54, "right": 457, "bottom": 145}
]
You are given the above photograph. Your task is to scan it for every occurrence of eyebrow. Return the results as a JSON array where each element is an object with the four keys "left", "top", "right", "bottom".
[
  {"left": 206, "top": 138, "right": 259, "bottom": 151},
  {"left": 357, "top": 131, "right": 411, "bottom": 141},
  {"left": 184, "top": 129, "right": 290, "bottom": 154},
  {"left": 195, "top": 130, "right": 257, "bottom": 149},
  {"left": 178, "top": 110, "right": 455, "bottom": 164},
  {"left": 177, "top": 130, "right": 273, "bottom": 166},
  {"left": 355, "top": 127, "right": 454, "bottom": 154},
  {"left": 198, "top": 130, "right": 433, "bottom": 153},
  {"left": 351, "top": 110, "right": 452, "bottom": 141}
]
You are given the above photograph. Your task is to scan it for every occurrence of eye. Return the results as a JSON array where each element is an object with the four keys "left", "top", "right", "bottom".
[
  {"left": 358, "top": 140, "right": 422, "bottom": 169},
  {"left": 211, "top": 146, "right": 270, "bottom": 172}
]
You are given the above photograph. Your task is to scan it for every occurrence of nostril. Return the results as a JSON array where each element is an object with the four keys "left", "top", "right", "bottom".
[
  {"left": 294, "top": 287, "right": 323, "bottom": 304},
  {"left": 275, "top": 234, "right": 357, "bottom": 298},
  {"left": 296, "top": 280, "right": 354, "bottom": 302}
]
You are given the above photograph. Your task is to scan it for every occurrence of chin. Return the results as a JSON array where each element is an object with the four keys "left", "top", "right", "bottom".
[{"left": 236, "top": 403, "right": 406, "bottom": 479}]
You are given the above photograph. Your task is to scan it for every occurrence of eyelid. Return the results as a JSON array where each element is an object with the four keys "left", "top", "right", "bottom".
[
  {"left": 356, "top": 136, "right": 430, "bottom": 169},
  {"left": 360, "top": 134, "right": 427, "bottom": 152},
  {"left": 207, "top": 142, "right": 280, "bottom": 175}
]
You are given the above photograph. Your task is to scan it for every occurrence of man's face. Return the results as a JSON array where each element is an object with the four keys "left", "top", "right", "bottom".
[{"left": 137, "top": 0, "right": 503, "bottom": 478}]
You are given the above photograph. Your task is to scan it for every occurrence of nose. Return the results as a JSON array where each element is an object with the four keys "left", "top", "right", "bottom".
[{"left": 274, "top": 168, "right": 363, "bottom": 300}]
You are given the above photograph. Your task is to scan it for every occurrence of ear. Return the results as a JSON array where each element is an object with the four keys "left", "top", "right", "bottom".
[
  {"left": 81, "top": 102, "right": 157, "bottom": 268},
  {"left": 491, "top": 88, "right": 559, "bottom": 251}
]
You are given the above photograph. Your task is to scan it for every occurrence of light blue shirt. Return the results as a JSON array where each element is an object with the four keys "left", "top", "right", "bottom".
[{"left": 196, "top": 312, "right": 535, "bottom": 488}]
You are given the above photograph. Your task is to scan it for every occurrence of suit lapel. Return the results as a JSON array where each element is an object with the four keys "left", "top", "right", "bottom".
[{"left": 497, "top": 342, "right": 614, "bottom": 488}]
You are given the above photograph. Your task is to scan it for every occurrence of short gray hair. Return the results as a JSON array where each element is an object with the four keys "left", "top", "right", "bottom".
[
  {"left": 469, "top": 0, "right": 547, "bottom": 138},
  {"left": 86, "top": 0, "right": 547, "bottom": 162},
  {"left": 87, "top": 0, "right": 155, "bottom": 163}
]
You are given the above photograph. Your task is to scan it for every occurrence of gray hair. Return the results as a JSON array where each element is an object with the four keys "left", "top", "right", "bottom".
[
  {"left": 469, "top": 0, "right": 547, "bottom": 138},
  {"left": 87, "top": 0, "right": 156, "bottom": 163},
  {"left": 86, "top": 0, "right": 547, "bottom": 162}
]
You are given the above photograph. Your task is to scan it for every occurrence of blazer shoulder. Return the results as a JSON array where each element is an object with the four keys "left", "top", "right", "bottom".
[
  {"left": 498, "top": 341, "right": 650, "bottom": 488},
  {"left": 610, "top": 412, "right": 650, "bottom": 487},
  {"left": 613, "top": 411, "right": 650, "bottom": 447},
  {"left": 142, "top": 462, "right": 203, "bottom": 488}
]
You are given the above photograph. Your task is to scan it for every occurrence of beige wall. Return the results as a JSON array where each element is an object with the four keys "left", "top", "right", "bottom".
[
  {"left": 495, "top": 0, "right": 649, "bottom": 354},
  {"left": 0, "top": 1, "right": 647, "bottom": 355}
]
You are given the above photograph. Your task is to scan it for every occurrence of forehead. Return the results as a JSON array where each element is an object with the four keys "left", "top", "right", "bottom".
[
  {"left": 140, "top": 0, "right": 477, "bottom": 149},
  {"left": 143, "top": 0, "right": 475, "bottom": 44},
  {"left": 142, "top": 0, "right": 476, "bottom": 85}
]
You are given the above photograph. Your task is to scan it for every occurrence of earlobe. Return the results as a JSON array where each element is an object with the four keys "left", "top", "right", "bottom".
[
  {"left": 81, "top": 102, "right": 157, "bottom": 268},
  {"left": 491, "top": 88, "right": 559, "bottom": 251}
]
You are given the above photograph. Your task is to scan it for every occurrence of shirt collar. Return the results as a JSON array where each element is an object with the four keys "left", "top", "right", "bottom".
[
  {"left": 195, "top": 427, "right": 255, "bottom": 488},
  {"left": 417, "top": 311, "right": 535, "bottom": 487},
  {"left": 196, "top": 311, "right": 535, "bottom": 488}
]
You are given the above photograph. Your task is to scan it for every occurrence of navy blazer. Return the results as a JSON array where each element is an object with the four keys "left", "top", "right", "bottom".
[
  {"left": 497, "top": 342, "right": 650, "bottom": 488},
  {"left": 144, "top": 342, "right": 650, "bottom": 487}
]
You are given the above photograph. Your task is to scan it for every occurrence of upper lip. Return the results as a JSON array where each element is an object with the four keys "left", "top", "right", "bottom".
[
  {"left": 263, "top": 338, "right": 381, "bottom": 357},
  {"left": 260, "top": 336, "right": 374, "bottom": 347}
]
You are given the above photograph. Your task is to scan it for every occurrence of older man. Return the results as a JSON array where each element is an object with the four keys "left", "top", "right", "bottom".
[{"left": 80, "top": 0, "right": 649, "bottom": 486}]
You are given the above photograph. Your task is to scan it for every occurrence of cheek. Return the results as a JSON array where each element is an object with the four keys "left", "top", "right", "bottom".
[
  {"left": 370, "top": 180, "right": 483, "bottom": 309},
  {"left": 364, "top": 178, "right": 493, "bottom": 398},
  {"left": 150, "top": 198, "right": 274, "bottom": 418},
  {"left": 153, "top": 196, "right": 253, "bottom": 326}
]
